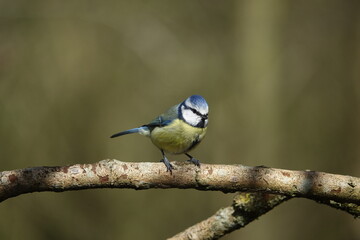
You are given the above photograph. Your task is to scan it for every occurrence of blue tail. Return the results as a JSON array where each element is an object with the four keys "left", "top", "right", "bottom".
[
  {"left": 110, "top": 127, "right": 148, "bottom": 138},
  {"left": 110, "top": 128, "right": 141, "bottom": 138}
]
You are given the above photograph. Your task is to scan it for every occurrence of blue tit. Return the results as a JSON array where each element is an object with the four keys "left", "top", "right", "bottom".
[{"left": 110, "top": 95, "right": 209, "bottom": 173}]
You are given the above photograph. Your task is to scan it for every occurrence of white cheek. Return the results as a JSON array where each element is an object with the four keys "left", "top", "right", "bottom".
[{"left": 182, "top": 109, "right": 201, "bottom": 126}]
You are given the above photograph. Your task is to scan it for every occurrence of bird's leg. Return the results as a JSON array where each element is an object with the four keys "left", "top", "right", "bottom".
[
  {"left": 160, "top": 150, "right": 174, "bottom": 173},
  {"left": 185, "top": 153, "right": 200, "bottom": 167}
]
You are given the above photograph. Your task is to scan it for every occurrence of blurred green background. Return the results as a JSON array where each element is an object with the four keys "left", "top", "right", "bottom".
[{"left": 0, "top": 1, "right": 359, "bottom": 239}]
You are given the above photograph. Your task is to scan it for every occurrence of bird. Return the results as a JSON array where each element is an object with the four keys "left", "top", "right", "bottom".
[{"left": 110, "top": 95, "right": 209, "bottom": 173}]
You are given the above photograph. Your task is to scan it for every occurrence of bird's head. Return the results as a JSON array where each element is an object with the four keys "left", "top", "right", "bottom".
[{"left": 179, "top": 95, "right": 209, "bottom": 128}]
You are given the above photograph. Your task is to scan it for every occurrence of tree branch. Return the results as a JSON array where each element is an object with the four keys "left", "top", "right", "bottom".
[
  {"left": 168, "top": 192, "right": 290, "bottom": 240},
  {"left": 1, "top": 159, "right": 358, "bottom": 239},
  {"left": 0, "top": 159, "right": 359, "bottom": 208},
  {"left": 169, "top": 192, "right": 360, "bottom": 239}
]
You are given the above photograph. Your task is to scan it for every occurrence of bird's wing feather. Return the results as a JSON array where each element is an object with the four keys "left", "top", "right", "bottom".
[{"left": 144, "top": 104, "right": 179, "bottom": 129}]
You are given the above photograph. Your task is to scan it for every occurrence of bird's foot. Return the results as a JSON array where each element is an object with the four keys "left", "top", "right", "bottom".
[
  {"left": 187, "top": 157, "right": 201, "bottom": 167},
  {"left": 160, "top": 157, "right": 174, "bottom": 174}
]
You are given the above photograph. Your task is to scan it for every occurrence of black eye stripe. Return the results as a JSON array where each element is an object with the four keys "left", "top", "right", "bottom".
[
  {"left": 179, "top": 103, "right": 208, "bottom": 128},
  {"left": 181, "top": 102, "right": 208, "bottom": 120},
  {"left": 187, "top": 106, "right": 208, "bottom": 119}
]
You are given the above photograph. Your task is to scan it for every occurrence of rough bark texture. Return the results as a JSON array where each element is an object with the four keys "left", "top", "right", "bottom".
[
  {"left": 0, "top": 159, "right": 359, "bottom": 239},
  {"left": 168, "top": 192, "right": 289, "bottom": 240},
  {"left": 0, "top": 159, "right": 358, "bottom": 207}
]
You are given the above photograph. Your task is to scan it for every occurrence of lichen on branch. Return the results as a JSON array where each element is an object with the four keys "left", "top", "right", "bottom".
[{"left": 0, "top": 159, "right": 358, "bottom": 207}]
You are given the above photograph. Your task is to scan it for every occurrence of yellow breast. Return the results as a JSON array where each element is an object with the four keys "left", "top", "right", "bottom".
[{"left": 150, "top": 119, "right": 207, "bottom": 154}]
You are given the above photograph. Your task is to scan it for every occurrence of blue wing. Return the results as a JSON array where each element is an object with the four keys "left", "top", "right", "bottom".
[{"left": 144, "top": 104, "right": 179, "bottom": 129}]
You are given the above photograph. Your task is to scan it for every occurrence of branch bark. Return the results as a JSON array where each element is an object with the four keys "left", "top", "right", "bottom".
[
  {"left": 0, "top": 159, "right": 359, "bottom": 207},
  {"left": 168, "top": 192, "right": 289, "bottom": 240},
  {"left": 0, "top": 159, "right": 359, "bottom": 239},
  {"left": 169, "top": 192, "right": 360, "bottom": 240}
]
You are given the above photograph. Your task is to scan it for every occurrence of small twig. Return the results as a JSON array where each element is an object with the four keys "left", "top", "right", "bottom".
[{"left": 315, "top": 199, "right": 360, "bottom": 217}]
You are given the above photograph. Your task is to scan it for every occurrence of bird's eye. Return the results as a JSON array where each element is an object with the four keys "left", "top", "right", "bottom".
[
  {"left": 190, "top": 107, "right": 208, "bottom": 119},
  {"left": 190, "top": 108, "right": 198, "bottom": 115}
]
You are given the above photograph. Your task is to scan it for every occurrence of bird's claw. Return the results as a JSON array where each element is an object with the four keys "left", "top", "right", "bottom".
[
  {"left": 160, "top": 157, "right": 174, "bottom": 174},
  {"left": 187, "top": 158, "right": 201, "bottom": 167}
]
